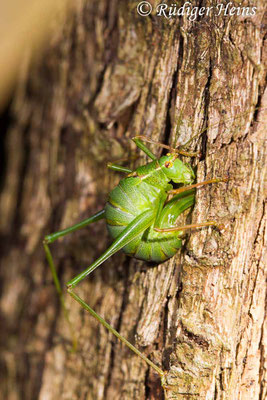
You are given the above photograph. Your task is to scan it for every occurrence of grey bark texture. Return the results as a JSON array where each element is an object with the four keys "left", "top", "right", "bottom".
[{"left": 0, "top": 1, "right": 266, "bottom": 399}]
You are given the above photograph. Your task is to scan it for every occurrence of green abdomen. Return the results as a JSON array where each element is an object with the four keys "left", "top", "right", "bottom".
[{"left": 105, "top": 176, "right": 194, "bottom": 263}]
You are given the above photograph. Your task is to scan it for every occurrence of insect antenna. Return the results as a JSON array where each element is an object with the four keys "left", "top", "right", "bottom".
[
  {"left": 177, "top": 105, "right": 266, "bottom": 151},
  {"left": 133, "top": 135, "right": 199, "bottom": 157}
]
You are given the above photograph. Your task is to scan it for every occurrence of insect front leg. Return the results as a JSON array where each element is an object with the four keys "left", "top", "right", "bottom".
[
  {"left": 132, "top": 136, "right": 158, "bottom": 160},
  {"left": 155, "top": 178, "right": 229, "bottom": 234},
  {"left": 167, "top": 176, "right": 229, "bottom": 195},
  {"left": 43, "top": 209, "right": 106, "bottom": 350}
]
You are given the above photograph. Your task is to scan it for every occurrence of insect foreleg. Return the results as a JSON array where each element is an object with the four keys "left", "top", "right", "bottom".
[
  {"left": 154, "top": 188, "right": 224, "bottom": 233},
  {"left": 168, "top": 176, "right": 229, "bottom": 195},
  {"left": 43, "top": 209, "right": 106, "bottom": 350},
  {"left": 132, "top": 136, "right": 157, "bottom": 160}
]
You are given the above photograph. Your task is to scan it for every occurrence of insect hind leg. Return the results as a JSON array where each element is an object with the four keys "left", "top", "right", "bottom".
[
  {"left": 66, "top": 209, "right": 165, "bottom": 377},
  {"left": 43, "top": 209, "right": 106, "bottom": 350}
]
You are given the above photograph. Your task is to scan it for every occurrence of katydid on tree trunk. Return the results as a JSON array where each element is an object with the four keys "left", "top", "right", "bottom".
[{"left": 43, "top": 136, "right": 228, "bottom": 387}]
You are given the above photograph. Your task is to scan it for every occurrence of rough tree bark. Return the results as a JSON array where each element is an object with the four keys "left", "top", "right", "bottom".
[{"left": 0, "top": 1, "right": 266, "bottom": 399}]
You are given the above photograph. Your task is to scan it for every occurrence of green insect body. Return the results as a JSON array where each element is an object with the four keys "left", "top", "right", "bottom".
[
  {"left": 44, "top": 136, "right": 226, "bottom": 381},
  {"left": 105, "top": 154, "right": 195, "bottom": 263}
]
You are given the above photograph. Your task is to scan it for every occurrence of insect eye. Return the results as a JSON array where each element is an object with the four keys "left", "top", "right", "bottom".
[{"left": 164, "top": 161, "right": 173, "bottom": 168}]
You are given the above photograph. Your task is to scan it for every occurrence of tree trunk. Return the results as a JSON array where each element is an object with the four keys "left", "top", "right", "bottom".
[{"left": 0, "top": 1, "right": 266, "bottom": 399}]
